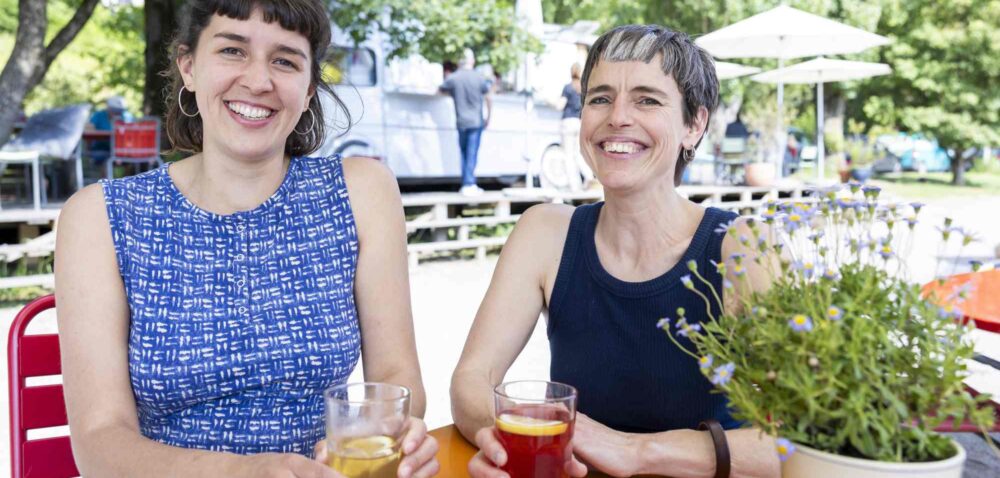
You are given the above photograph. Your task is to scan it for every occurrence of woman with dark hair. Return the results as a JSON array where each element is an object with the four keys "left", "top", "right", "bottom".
[
  {"left": 453, "top": 25, "right": 780, "bottom": 477},
  {"left": 55, "top": 1, "right": 437, "bottom": 476}
]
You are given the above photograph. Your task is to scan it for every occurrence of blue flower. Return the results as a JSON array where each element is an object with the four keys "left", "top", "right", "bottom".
[
  {"left": 826, "top": 306, "right": 843, "bottom": 321},
  {"left": 687, "top": 260, "right": 698, "bottom": 272},
  {"left": 862, "top": 185, "right": 882, "bottom": 198},
  {"left": 729, "top": 252, "right": 746, "bottom": 264},
  {"left": 848, "top": 181, "right": 861, "bottom": 194},
  {"left": 789, "top": 314, "right": 813, "bottom": 332},
  {"left": 656, "top": 317, "right": 671, "bottom": 329},
  {"left": 681, "top": 275, "right": 694, "bottom": 289},
  {"left": 731, "top": 263, "right": 746, "bottom": 277},
  {"left": 677, "top": 322, "right": 702, "bottom": 338},
  {"left": 751, "top": 306, "right": 767, "bottom": 318},
  {"left": 938, "top": 304, "right": 963, "bottom": 320},
  {"left": 710, "top": 259, "right": 726, "bottom": 275},
  {"left": 714, "top": 219, "right": 736, "bottom": 236},
  {"left": 793, "top": 261, "right": 817, "bottom": 279},
  {"left": 878, "top": 241, "right": 894, "bottom": 260},
  {"left": 783, "top": 211, "right": 805, "bottom": 232},
  {"left": 970, "top": 260, "right": 983, "bottom": 272},
  {"left": 776, "top": 438, "right": 796, "bottom": 462},
  {"left": 906, "top": 217, "right": 918, "bottom": 229},
  {"left": 698, "top": 355, "right": 714, "bottom": 369},
  {"left": 910, "top": 202, "right": 924, "bottom": 214},
  {"left": 711, "top": 363, "right": 736, "bottom": 386},
  {"left": 821, "top": 269, "right": 841, "bottom": 282},
  {"left": 723, "top": 279, "right": 734, "bottom": 289}
]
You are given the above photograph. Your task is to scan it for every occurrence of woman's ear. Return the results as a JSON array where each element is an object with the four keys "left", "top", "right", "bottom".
[
  {"left": 177, "top": 45, "right": 195, "bottom": 91},
  {"left": 685, "top": 106, "right": 710, "bottom": 147}
]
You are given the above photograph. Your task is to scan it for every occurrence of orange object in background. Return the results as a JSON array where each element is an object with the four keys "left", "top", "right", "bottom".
[{"left": 923, "top": 269, "right": 1000, "bottom": 333}]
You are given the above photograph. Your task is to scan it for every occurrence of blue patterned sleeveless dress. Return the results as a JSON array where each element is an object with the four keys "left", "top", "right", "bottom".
[{"left": 101, "top": 155, "right": 361, "bottom": 455}]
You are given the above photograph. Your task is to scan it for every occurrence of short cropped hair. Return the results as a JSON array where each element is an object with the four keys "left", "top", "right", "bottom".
[{"left": 582, "top": 25, "right": 719, "bottom": 185}]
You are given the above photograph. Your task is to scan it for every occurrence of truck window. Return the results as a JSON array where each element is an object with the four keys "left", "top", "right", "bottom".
[{"left": 323, "top": 46, "right": 377, "bottom": 87}]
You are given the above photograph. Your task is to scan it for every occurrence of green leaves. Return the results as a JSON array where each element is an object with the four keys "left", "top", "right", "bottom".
[
  {"left": 671, "top": 192, "right": 995, "bottom": 462},
  {"left": 328, "top": 0, "right": 542, "bottom": 75}
]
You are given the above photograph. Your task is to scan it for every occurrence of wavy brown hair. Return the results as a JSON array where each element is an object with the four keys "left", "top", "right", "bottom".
[{"left": 164, "top": 0, "right": 349, "bottom": 157}]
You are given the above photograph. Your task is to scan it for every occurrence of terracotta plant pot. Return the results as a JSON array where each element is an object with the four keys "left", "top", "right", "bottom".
[
  {"left": 782, "top": 440, "right": 965, "bottom": 478},
  {"left": 838, "top": 169, "right": 851, "bottom": 183},
  {"left": 745, "top": 162, "right": 776, "bottom": 187}
]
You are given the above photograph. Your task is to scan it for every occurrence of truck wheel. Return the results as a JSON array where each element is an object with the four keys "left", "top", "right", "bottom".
[{"left": 336, "top": 140, "right": 376, "bottom": 159}]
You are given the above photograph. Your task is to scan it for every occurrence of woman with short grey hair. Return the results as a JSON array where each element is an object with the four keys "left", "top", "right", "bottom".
[{"left": 453, "top": 24, "right": 780, "bottom": 477}]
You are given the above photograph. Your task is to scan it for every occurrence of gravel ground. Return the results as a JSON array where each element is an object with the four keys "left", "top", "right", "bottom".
[{"left": 1, "top": 192, "right": 998, "bottom": 475}]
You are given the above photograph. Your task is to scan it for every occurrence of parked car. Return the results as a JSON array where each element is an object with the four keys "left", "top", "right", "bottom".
[{"left": 871, "top": 133, "right": 951, "bottom": 173}]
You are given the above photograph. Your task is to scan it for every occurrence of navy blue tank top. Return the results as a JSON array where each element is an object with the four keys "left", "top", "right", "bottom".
[{"left": 548, "top": 202, "right": 740, "bottom": 433}]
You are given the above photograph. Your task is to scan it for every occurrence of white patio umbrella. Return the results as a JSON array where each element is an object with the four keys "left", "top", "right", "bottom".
[
  {"left": 752, "top": 58, "right": 892, "bottom": 180},
  {"left": 714, "top": 61, "right": 761, "bottom": 80},
  {"left": 695, "top": 5, "right": 890, "bottom": 171}
]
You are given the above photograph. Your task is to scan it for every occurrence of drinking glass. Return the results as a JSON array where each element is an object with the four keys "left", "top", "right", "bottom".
[
  {"left": 325, "top": 382, "right": 410, "bottom": 478},
  {"left": 494, "top": 380, "right": 578, "bottom": 478}
]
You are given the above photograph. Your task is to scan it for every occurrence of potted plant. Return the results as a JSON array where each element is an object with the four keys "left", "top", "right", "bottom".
[
  {"left": 744, "top": 132, "right": 777, "bottom": 187},
  {"left": 660, "top": 184, "right": 997, "bottom": 477}
]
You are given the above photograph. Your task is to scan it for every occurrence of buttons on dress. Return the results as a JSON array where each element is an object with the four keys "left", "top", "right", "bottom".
[
  {"left": 236, "top": 253, "right": 245, "bottom": 261},
  {"left": 238, "top": 306, "right": 248, "bottom": 314},
  {"left": 237, "top": 279, "right": 246, "bottom": 288}
]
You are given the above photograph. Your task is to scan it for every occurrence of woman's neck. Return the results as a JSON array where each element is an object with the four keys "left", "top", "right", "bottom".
[
  {"left": 596, "top": 184, "right": 703, "bottom": 281},
  {"left": 170, "top": 146, "right": 290, "bottom": 216}
]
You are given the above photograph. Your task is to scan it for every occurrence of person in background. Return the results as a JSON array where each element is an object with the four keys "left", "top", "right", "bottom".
[
  {"left": 439, "top": 48, "right": 493, "bottom": 196},
  {"left": 559, "top": 63, "right": 594, "bottom": 190},
  {"left": 55, "top": 1, "right": 437, "bottom": 476},
  {"left": 86, "top": 96, "right": 136, "bottom": 167}
]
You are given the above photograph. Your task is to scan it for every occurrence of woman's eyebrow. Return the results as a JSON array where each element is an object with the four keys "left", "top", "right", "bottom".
[{"left": 213, "top": 31, "right": 307, "bottom": 60}]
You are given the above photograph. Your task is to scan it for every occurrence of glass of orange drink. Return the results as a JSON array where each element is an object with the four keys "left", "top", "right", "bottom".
[
  {"left": 494, "top": 380, "right": 578, "bottom": 478},
  {"left": 325, "top": 382, "right": 410, "bottom": 478}
]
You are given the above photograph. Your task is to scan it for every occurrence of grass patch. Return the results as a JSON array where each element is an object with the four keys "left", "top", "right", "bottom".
[
  {"left": 0, "top": 286, "right": 52, "bottom": 309},
  {"left": 869, "top": 172, "right": 1000, "bottom": 200}
]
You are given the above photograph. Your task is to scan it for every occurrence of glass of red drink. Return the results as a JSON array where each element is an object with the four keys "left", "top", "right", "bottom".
[{"left": 493, "top": 380, "right": 578, "bottom": 478}]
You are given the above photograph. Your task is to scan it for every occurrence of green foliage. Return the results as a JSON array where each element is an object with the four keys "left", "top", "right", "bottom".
[
  {"left": 329, "top": 0, "right": 542, "bottom": 75},
  {"left": 856, "top": 0, "right": 1000, "bottom": 170},
  {"left": 0, "top": 0, "right": 144, "bottom": 115},
  {"left": 662, "top": 188, "right": 995, "bottom": 462}
]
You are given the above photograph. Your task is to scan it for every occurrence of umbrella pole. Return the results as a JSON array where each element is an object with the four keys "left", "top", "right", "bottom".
[
  {"left": 817, "top": 80, "right": 825, "bottom": 182},
  {"left": 777, "top": 57, "right": 785, "bottom": 178}
]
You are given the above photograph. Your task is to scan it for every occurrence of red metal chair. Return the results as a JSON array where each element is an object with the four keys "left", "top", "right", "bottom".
[
  {"left": 8, "top": 294, "right": 79, "bottom": 478},
  {"left": 106, "top": 117, "right": 162, "bottom": 179}
]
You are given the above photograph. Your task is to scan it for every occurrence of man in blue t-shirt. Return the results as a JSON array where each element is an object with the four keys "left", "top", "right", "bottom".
[
  {"left": 87, "top": 96, "right": 135, "bottom": 165},
  {"left": 439, "top": 49, "right": 493, "bottom": 196}
]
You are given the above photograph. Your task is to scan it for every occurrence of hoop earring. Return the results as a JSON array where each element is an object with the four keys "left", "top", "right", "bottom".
[
  {"left": 294, "top": 108, "right": 316, "bottom": 136},
  {"left": 683, "top": 147, "right": 696, "bottom": 163},
  {"left": 178, "top": 86, "right": 199, "bottom": 118}
]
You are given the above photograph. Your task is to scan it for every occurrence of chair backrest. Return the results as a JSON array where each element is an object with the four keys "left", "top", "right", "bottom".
[
  {"left": 8, "top": 294, "right": 79, "bottom": 478},
  {"left": 110, "top": 117, "right": 160, "bottom": 160}
]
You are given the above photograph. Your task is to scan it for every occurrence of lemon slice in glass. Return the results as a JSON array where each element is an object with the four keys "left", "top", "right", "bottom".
[{"left": 496, "top": 413, "right": 569, "bottom": 436}]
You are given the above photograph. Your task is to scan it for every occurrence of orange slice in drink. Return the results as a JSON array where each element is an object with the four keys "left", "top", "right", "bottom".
[{"left": 496, "top": 413, "right": 569, "bottom": 436}]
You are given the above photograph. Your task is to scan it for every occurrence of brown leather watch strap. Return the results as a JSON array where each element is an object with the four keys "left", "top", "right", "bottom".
[{"left": 698, "top": 420, "right": 731, "bottom": 478}]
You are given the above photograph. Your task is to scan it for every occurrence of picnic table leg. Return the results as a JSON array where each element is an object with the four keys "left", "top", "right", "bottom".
[
  {"left": 31, "top": 155, "right": 41, "bottom": 211},
  {"left": 75, "top": 145, "right": 84, "bottom": 191}
]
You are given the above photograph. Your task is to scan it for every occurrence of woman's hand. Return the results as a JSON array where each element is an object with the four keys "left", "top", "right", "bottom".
[
  {"left": 468, "top": 425, "right": 587, "bottom": 478},
  {"left": 571, "top": 413, "right": 643, "bottom": 478},
  {"left": 314, "top": 417, "right": 439, "bottom": 478},
  {"left": 239, "top": 452, "right": 344, "bottom": 478}
]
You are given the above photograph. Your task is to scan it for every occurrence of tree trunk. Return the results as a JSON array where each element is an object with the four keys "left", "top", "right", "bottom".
[
  {"left": 0, "top": 0, "right": 100, "bottom": 148},
  {"left": 143, "top": 0, "right": 183, "bottom": 118},
  {"left": 950, "top": 151, "right": 966, "bottom": 186}
]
